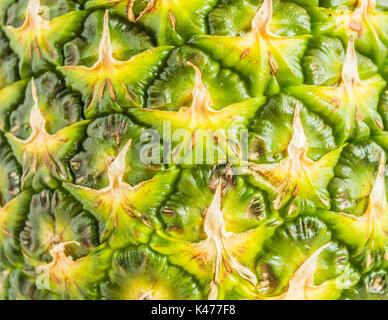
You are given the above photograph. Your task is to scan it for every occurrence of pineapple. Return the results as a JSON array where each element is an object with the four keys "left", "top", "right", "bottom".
[{"left": 0, "top": 0, "right": 387, "bottom": 300}]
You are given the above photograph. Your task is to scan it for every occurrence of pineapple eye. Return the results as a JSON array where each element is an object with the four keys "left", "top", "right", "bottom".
[
  {"left": 25, "top": 242, "right": 112, "bottom": 299},
  {"left": 130, "top": 62, "right": 264, "bottom": 166},
  {"left": 343, "top": 269, "right": 388, "bottom": 299},
  {"left": 247, "top": 96, "right": 342, "bottom": 218},
  {"left": 365, "top": 271, "right": 387, "bottom": 294},
  {"left": 0, "top": 134, "right": 21, "bottom": 206},
  {"left": 70, "top": 114, "right": 163, "bottom": 190},
  {"left": 329, "top": 141, "right": 383, "bottom": 215},
  {"left": 3, "top": 0, "right": 86, "bottom": 78},
  {"left": 192, "top": 0, "right": 311, "bottom": 96},
  {"left": 151, "top": 177, "right": 281, "bottom": 300},
  {"left": 310, "top": 0, "right": 388, "bottom": 68},
  {"left": 159, "top": 165, "right": 270, "bottom": 242},
  {"left": 287, "top": 37, "right": 386, "bottom": 145},
  {"left": 208, "top": 163, "right": 237, "bottom": 195},
  {"left": 302, "top": 36, "right": 378, "bottom": 87},
  {"left": 5, "top": 0, "right": 81, "bottom": 29},
  {"left": 0, "top": 269, "right": 9, "bottom": 300},
  {"left": 5, "top": 78, "right": 88, "bottom": 191},
  {"left": 63, "top": 10, "right": 154, "bottom": 67},
  {"left": 208, "top": 0, "right": 311, "bottom": 37},
  {"left": 147, "top": 46, "right": 250, "bottom": 112},
  {"left": 101, "top": 246, "right": 203, "bottom": 300},
  {"left": 0, "top": 190, "right": 32, "bottom": 269},
  {"left": 9, "top": 72, "right": 83, "bottom": 140},
  {"left": 302, "top": 36, "right": 346, "bottom": 86},
  {"left": 256, "top": 263, "right": 280, "bottom": 296},
  {"left": 255, "top": 217, "right": 359, "bottom": 300},
  {"left": 58, "top": 10, "right": 171, "bottom": 118},
  {"left": 65, "top": 132, "right": 179, "bottom": 249},
  {"left": 373, "top": 88, "right": 388, "bottom": 148},
  {"left": 20, "top": 189, "right": 99, "bottom": 263},
  {"left": 86, "top": 0, "right": 217, "bottom": 46},
  {"left": 4, "top": 269, "right": 59, "bottom": 300},
  {"left": 318, "top": 151, "right": 388, "bottom": 273},
  {"left": 0, "top": 28, "right": 19, "bottom": 90},
  {"left": 250, "top": 93, "right": 337, "bottom": 161}
]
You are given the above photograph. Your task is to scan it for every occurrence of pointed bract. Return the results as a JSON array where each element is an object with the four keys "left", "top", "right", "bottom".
[
  {"left": 286, "top": 37, "right": 386, "bottom": 144},
  {"left": 3, "top": 0, "right": 86, "bottom": 76},
  {"left": 247, "top": 102, "right": 343, "bottom": 218},
  {"left": 317, "top": 153, "right": 388, "bottom": 272},
  {"left": 58, "top": 11, "right": 172, "bottom": 118},
  {"left": 150, "top": 183, "right": 281, "bottom": 299},
  {"left": 64, "top": 141, "right": 178, "bottom": 249},
  {"left": 191, "top": 0, "right": 310, "bottom": 95},
  {"left": 5, "top": 80, "right": 89, "bottom": 191}
]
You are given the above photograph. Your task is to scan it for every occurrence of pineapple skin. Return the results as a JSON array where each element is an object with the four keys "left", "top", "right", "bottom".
[{"left": 0, "top": 0, "right": 387, "bottom": 300}]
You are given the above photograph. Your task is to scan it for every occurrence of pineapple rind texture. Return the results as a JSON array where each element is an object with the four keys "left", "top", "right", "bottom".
[{"left": 0, "top": 0, "right": 387, "bottom": 300}]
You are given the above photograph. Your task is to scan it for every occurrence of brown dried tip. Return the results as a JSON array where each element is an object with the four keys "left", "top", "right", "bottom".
[
  {"left": 169, "top": 9, "right": 176, "bottom": 30},
  {"left": 251, "top": 0, "right": 273, "bottom": 36},
  {"left": 107, "top": 139, "right": 132, "bottom": 189},
  {"left": 29, "top": 79, "right": 47, "bottom": 134},
  {"left": 186, "top": 61, "right": 214, "bottom": 123},
  {"left": 203, "top": 181, "right": 257, "bottom": 299},
  {"left": 349, "top": 0, "right": 376, "bottom": 37},
  {"left": 341, "top": 37, "right": 360, "bottom": 89},
  {"left": 127, "top": 0, "right": 156, "bottom": 22}
]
